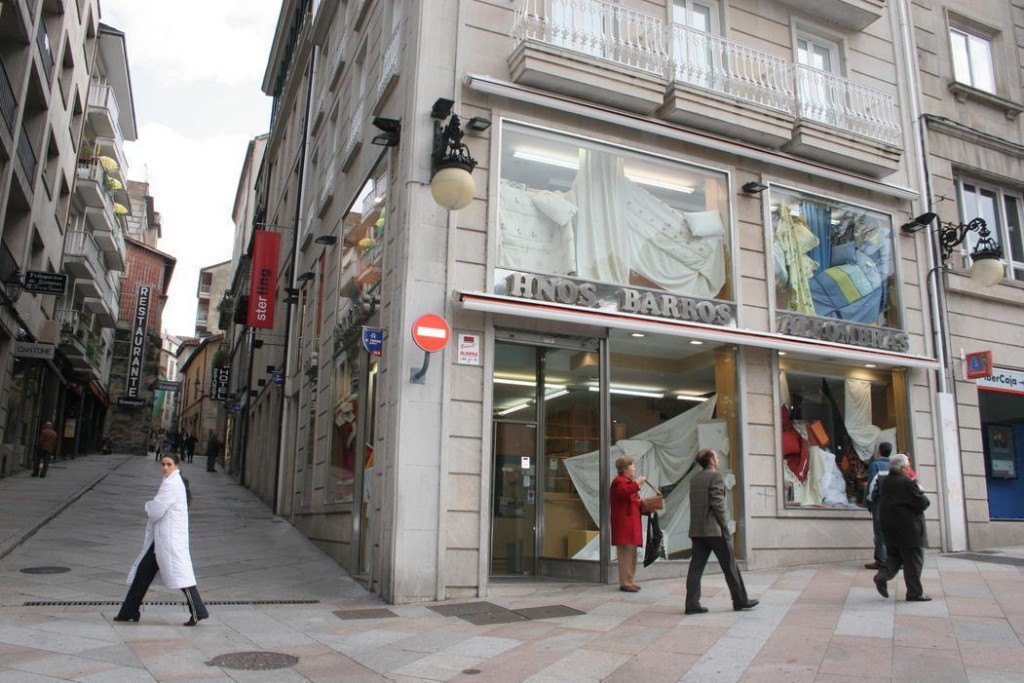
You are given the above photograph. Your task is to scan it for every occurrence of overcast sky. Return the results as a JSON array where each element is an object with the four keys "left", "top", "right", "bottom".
[{"left": 101, "top": 0, "right": 281, "bottom": 338}]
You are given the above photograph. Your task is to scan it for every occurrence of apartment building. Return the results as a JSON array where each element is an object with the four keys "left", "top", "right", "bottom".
[
  {"left": 906, "top": 1, "right": 1024, "bottom": 548},
  {"left": 157, "top": 332, "right": 182, "bottom": 433},
  {"left": 195, "top": 259, "right": 230, "bottom": 337},
  {"left": 176, "top": 332, "right": 224, "bottom": 452},
  {"left": 0, "top": 1, "right": 135, "bottom": 469},
  {"left": 236, "top": 0, "right": 1024, "bottom": 603}
]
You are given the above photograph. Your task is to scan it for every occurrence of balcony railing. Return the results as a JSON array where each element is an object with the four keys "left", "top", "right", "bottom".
[
  {"left": 372, "top": 30, "right": 401, "bottom": 109},
  {"left": 511, "top": 0, "right": 667, "bottom": 74},
  {"left": 65, "top": 230, "right": 103, "bottom": 275},
  {"left": 0, "top": 59, "right": 16, "bottom": 134},
  {"left": 198, "top": 283, "right": 211, "bottom": 296},
  {"left": 319, "top": 160, "right": 336, "bottom": 207},
  {"left": 793, "top": 65, "right": 901, "bottom": 146},
  {"left": 341, "top": 103, "right": 364, "bottom": 166},
  {"left": 17, "top": 124, "right": 36, "bottom": 181},
  {"left": 37, "top": 21, "right": 53, "bottom": 84},
  {"left": 666, "top": 24, "right": 794, "bottom": 114},
  {"left": 88, "top": 84, "right": 122, "bottom": 136}
]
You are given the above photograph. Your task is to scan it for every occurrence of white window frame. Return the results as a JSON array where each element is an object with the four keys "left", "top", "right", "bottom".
[
  {"left": 949, "top": 26, "right": 996, "bottom": 94},
  {"left": 957, "top": 179, "right": 1023, "bottom": 281}
]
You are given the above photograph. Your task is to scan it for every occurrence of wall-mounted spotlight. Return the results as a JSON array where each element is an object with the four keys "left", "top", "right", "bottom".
[
  {"left": 283, "top": 296, "right": 299, "bottom": 305},
  {"left": 266, "top": 365, "right": 276, "bottom": 374},
  {"left": 284, "top": 287, "right": 300, "bottom": 296},
  {"left": 430, "top": 96, "right": 478, "bottom": 211},
  {"left": 900, "top": 212, "right": 938, "bottom": 233},
  {"left": 296, "top": 271, "right": 315, "bottom": 282},
  {"left": 466, "top": 116, "right": 492, "bottom": 132},
  {"left": 742, "top": 181, "right": 769, "bottom": 194},
  {"left": 314, "top": 235, "right": 337, "bottom": 245},
  {"left": 371, "top": 117, "right": 401, "bottom": 147},
  {"left": 252, "top": 339, "right": 264, "bottom": 349}
]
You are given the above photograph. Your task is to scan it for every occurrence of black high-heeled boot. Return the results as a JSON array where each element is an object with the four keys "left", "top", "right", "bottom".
[{"left": 113, "top": 614, "right": 140, "bottom": 622}]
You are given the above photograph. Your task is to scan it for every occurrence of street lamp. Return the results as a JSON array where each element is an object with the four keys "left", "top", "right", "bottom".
[
  {"left": 4, "top": 269, "right": 24, "bottom": 302},
  {"left": 902, "top": 214, "right": 1004, "bottom": 287},
  {"left": 429, "top": 97, "right": 479, "bottom": 211}
]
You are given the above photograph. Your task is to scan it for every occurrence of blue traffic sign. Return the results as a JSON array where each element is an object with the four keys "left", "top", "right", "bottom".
[
  {"left": 362, "top": 327, "right": 384, "bottom": 357},
  {"left": 272, "top": 372, "right": 285, "bottom": 387}
]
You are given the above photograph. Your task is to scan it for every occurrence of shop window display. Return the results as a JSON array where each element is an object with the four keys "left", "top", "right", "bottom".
[
  {"left": 770, "top": 187, "right": 899, "bottom": 328},
  {"left": 780, "top": 360, "right": 907, "bottom": 509},
  {"left": 327, "top": 168, "right": 388, "bottom": 505},
  {"left": 564, "top": 331, "right": 740, "bottom": 562},
  {"left": 497, "top": 123, "right": 733, "bottom": 301}
]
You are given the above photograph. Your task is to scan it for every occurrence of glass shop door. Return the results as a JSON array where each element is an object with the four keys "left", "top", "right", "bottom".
[{"left": 490, "top": 336, "right": 605, "bottom": 582}]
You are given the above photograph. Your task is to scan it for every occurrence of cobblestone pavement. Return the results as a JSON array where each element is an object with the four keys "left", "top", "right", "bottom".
[{"left": 0, "top": 455, "right": 1022, "bottom": 682}]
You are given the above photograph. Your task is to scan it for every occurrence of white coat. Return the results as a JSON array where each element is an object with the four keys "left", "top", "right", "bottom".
[{"left": 127, "top": 469, "right": 196, "bottom": 589}]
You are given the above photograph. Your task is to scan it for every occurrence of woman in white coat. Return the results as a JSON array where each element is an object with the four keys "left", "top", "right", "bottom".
[{"left": 114, "top": 453, "right": 209, "bottom": 626}]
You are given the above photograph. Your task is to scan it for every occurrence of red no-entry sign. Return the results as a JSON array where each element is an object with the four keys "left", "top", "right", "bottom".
[{"left": 412, "top": 314, "right": 451, "bottom": 353}]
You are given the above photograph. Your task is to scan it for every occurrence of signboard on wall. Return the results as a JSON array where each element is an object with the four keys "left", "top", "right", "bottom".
[
  {"left": 125, "top": 285, "right": 151, "bottom": 399},
  {"left": 977, "top": 367, "right": 1024, "bottom": 395},
  {"left": 247, "top": 230, "right": 280, "bottom": 329},
  {"left": 13, "top": 341, "right": 55, "bottom": 359},
  {"left": 23, "top": 271, "right": 66, "bottom": 295},
  {"left": 210, "top": 366, "right": 230, "bottom": 401},
  {"left": 965, "top": 351, "right": 993, "bottom": 380}
]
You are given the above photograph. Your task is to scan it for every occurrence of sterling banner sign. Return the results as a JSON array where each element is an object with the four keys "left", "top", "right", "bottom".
[
  {"left": 126, "top": 285, "right": 151, "bottom": 399},
  {"left": 247, "top": 230, "right": 281, "bottom": 329}
]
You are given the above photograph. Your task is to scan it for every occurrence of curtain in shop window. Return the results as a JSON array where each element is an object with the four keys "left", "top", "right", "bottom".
[
  {"left": 569, "top": 149, "right": 632, "bottom": 284},
  {"left": 803, "top": 200, "right": 832, "bottom": 270},
  {"left": 844, "top": 378, "right": 880, "bottom": 463},
  {"left": 563, "top": 396, "right": 725, "bottom": 560}
]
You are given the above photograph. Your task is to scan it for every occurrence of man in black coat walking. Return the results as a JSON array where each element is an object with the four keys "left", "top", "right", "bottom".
[{"left": 873, "top": 453, "right": 931, "bottom": 601}]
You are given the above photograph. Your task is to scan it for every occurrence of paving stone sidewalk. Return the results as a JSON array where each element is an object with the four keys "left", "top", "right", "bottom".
[{"left": 0, "top": 455, "right": 1022, "bottom": 682}]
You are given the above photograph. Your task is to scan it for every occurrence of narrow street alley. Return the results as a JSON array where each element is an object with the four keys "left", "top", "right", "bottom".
[{"left": 0, "top": 455, "right": 1022, "bottom": 682}]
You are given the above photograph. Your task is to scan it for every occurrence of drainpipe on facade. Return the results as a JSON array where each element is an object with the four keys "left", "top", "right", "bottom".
[{"left": 895, "top": 0, "right": 968, "bottom": 552}]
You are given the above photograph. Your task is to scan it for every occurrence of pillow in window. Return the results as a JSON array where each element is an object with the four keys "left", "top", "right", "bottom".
[
  {"left": 831, "top": 241, "right": 858, "bottom": 266},
  {"left": 531, "top": 191, "right": 577, "bottom": 227},
  {"left": 685, "top": 210, "right": 726, "bottom": 238}
]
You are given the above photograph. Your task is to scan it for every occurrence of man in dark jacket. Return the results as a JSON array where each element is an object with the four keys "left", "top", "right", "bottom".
[
  {"left": 685, "top": 449, "right": 757, "bottom": 615},
  {"left": 864, "top": 442, "right": 892, "bottom": 569},
  {"left": 873, "top": 453, "right": 931, "bottom": 601}
]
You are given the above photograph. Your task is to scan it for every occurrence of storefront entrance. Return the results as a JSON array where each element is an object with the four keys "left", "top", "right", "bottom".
[
  {"left": 490, "top": 335, "right": 604, "bottom": 581},
  {"left": 979, "top": 386, "right": 1024, "bottom": 519}
]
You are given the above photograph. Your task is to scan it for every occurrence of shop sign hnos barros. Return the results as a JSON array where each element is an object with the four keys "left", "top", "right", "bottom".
[
  {"left": 501, "top": 271, "right": 734, "bottom": 327},
  {"left": 125, "top": 285, "right": 151, "bottom": 400},
  {"left": 776, "top": 311, "right": 909, "bottom": 353}
]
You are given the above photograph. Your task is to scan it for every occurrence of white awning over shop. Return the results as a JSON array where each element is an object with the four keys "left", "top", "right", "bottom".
[{"left": 459, "top": 291, "right": 940, "bottom": 370}]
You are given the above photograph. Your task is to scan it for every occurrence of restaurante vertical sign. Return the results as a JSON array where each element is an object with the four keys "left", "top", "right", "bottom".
[
  {"left": 126, "top": 285, "right": 151, "bottom": 399},
  {"left": 247, "top": 230, "right": 280, "bottom": 329}
]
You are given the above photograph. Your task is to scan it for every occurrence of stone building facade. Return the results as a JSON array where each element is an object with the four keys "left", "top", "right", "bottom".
[{"left": 234, "top": 0, "right": 1024, "bottom": 603}]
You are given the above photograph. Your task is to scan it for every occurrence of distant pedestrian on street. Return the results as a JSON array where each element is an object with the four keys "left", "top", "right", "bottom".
[
  {"left": 864, "top": 441, "right": 892, "bottom": 570},
  {"left": 873, "top": 453, "right": 932, "bottom": 602},
  {"left": 205, "top": 429, "right": 220, "bottom": 473},
  {"left": 186, "top": 433, "right": 197, "bottom": 463},
  {"left": 610, "top": 456, "right": 645, "bottom": 592},
  {"left": 114, "top": 453, "right": 209, "bottom": 626},
  {"left": 31, "top": 421, "right": 58, "bottom": 478},
  {"left": 685, "top": 448, "right": 758, "bottom": 614}
]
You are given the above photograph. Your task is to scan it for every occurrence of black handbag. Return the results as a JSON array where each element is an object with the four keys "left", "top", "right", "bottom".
[{"left": 643, "top": 512, "right": 666, "bottom": 567}]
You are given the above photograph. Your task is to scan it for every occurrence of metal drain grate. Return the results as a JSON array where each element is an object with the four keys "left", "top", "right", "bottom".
[
  {"left": 333, "top": 608, "right": 397, "bottom": 620},
  {"left": 20, "top": 567, "right": 71, "bottom": 574},
  {"left": 427, "top": 601, "right": 507, "bottom": 617},
  {"left": 208, "top": 651, "right": 299, "bottom": 671},
  {"left": 950, "top": 552, "right": 1024, "bottom": 566},
  {"left": 24, "top": 599, "right": 320, "bottom": 607},
  {"left": 514, "top": 605, "right": 585, "bottom": 620}
]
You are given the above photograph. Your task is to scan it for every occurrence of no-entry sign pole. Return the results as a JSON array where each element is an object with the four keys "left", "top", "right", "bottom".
[{"left": 410, "top": 313, "right": 451, "bottom": 384}]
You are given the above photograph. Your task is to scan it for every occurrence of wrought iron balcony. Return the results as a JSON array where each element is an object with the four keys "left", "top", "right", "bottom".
[
  {"left": 37, "top": 21, "right": 53, "bottom": 84},
  {"left": 792, "top": 65, "right": 901, "bottom": 146},
  {"left": 17, "top": 124, "right": 36, "bottom": 182},
  {"left": 0, "top": 58, "right": 16, "bottom": 134},
  {"left": 666, "top": 24, "right": 794, "bottom": 114},
  {"left": 511, "top": 0, "right": 667, "bottom": 75}
]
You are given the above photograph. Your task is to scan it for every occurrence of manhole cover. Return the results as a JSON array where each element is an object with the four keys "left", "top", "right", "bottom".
[
  {"left": 951, "top": 552, "right": 1024, "bottom": 566},
  {"left": 208, "top": 651, "right": 299, "bottom": 671},
  {"left": 427, "top": 601, "right": 506, "bottom": 617},
  {"left": 462, "top": 669, "right": 482, "bottom": 675},
  {"left": 20, "top": 567, "right": 70, "bottom": 574}
]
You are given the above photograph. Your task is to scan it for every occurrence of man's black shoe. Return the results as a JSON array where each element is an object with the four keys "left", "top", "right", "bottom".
[
  {"left": 906, "top": 595, "right": 932, "bottom": 602},
  {"left": 874, "top": 576, "right": 889, "bottom": 598},
  {"left": 684, "top": 606, "right": 709, "bottom": 615},
  {"left": 733, "top": 600, "right": 759, "bottom": 611}
]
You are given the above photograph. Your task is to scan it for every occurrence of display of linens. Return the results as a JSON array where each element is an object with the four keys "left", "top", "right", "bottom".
[
  {"left": 625, "top": 181, "right": 726, "bottom": 299},
  {"left": 498, "top": 179, "right": 578, "bottom": 275},
  {"left": 568, "top": 150, "right": 633, "bottom": 283},
  {"left": 845, "top": 378, "right": 881, "bottom": 462},
  {"left": 775, "top": 210, "right": 819, "bottom": 315}
]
